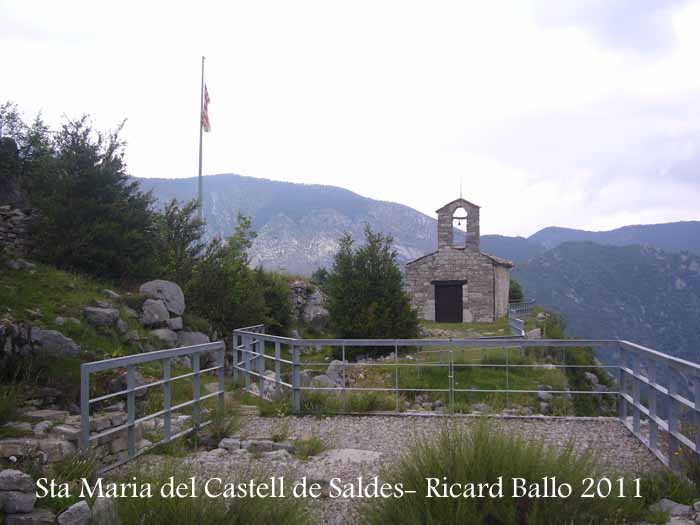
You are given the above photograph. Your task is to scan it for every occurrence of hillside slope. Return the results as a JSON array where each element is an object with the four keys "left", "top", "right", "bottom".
[
  {"left": 514, "top": 242, "right": 700, "bottom": 362},
  {"left": 137, "top": 174, "right": 437, "bottom": 274}
]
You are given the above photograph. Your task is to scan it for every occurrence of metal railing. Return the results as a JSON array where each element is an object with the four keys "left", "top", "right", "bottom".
[
  {"left": 509, "top": 299, "right": 536, "bottom": 315},
  {"left": 233, "top": 327, "right": 700, "bottom": 473},
  {"left": 80, "top": 341, "right": 226, "bottom": 472},
  {"left": 508, "top": 307, "right": 526, "bottom": 337}
]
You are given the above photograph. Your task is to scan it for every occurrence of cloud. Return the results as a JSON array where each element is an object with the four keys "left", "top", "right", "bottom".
[{"left": 530, "top": 0, "right": 691, "bottom": 54}]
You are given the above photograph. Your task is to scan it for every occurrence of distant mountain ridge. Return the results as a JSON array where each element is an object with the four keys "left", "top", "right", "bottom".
[{"left": 137, "top": 173, "right": 700, "bottom": 361}]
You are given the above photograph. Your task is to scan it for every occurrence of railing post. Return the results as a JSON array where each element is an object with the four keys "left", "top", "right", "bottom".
[
  {"left": 218, "top": 344, "right": 225, "bottom": 410},
  {"left": 342, "top": 345, "right": 347, "bottom": 413},
  {"left": 274, "top": 341, "right": 281, "bottom": 399},
  {"left": 668, "top": 366, "right": 680, "bottom": 472},
  {"left": 243, "top": 334, "right": 251, "bottom": 389},
  {"left": 163, "top": 358, "right": 172, "bottom": 441},
  {"left": 618, "top": 346, "right": 627, "bottom": 423},
  {"left": 631, "top": 352, "right": 640, "bottom": 435},
  {"left": 192, "top": 353, "right": 201, "bottom": 431},
  {"left": 126, "top": 365, "right": 136, "bottom": 458},
  {"left": 647, "top": 359, "right": 658, "bottom": 453},
  {"left": 232, "top": 331, "right": 239, "bottom": 382},
  {"left": 292, "top": 345, "right": 301, "bottom": 414},
  {"left": 80, "top": 364, "right": 90, "bottom": 451},
  {"left": 257, "top": 337, "right": 265, "bottom": 396},
  {"left": 448, "top": 348, "right": 455, "bottom": 414},
  {"left": 395, "top": 343, "right": 399, "bottom": 413},
  {"left": 505, "top": 346, "right": 510, "bottom": 409}
]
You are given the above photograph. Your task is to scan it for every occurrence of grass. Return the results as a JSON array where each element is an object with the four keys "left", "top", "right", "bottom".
[
  {"left": 362, "top": 419, "right": 663, "bottom": 525},
  {"left": 422, "top": 317, "right": 510, "bottom": 335},
  {"left": 0, "top": 384, "right": 19, "bottom": 426},
  {"left": 207, "top": 400, "right": 242, "bottom": 443},
  {"left": 93, "top": 463, "right": 307, "bottom": 525},
  {"left": 293, "top": 436, "right": 326, "bottom": 460}
]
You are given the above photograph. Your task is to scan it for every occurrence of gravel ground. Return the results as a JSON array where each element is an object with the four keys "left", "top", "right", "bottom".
[{"left": 137, "top": 415, "right": 662, "bottom": 525}]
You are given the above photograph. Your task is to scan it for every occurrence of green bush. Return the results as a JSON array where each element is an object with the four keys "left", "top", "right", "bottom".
[
  {"left": 207, "top": 400, "right": 241, "bottom": 443},
  {"left": 509, "top": 279, "right": 524, "bottom": 302},
  {"left": 0, "top": 385, "right": 18, "bottom": 426},
  {"left": 293, "top": 436, "right": 326, "bottom": 460},
  {"left": 326, "top": 225, "right": 419, "bottom": 359},
  {"left": 362, "top": 420, "right": 652, "bottom": 525}
]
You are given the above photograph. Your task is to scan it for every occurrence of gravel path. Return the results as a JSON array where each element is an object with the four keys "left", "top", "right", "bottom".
[{"left": 138, "top": 415, "right": 662, "bottom": 525}]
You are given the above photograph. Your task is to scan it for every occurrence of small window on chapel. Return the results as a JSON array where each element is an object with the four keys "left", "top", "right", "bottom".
[{"left": 452, "top": 207, "right": 468, "bottom": 247}]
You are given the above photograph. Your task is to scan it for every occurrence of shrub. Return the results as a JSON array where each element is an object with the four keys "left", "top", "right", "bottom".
[
  {"left": 362, "top": 420, "right": 651, "bottom": 525},
  {"left": 326, "top": 225, "right": 419, "bottom": 359},
  {"left": 96, "top": 464, "right": 307, "bottom": 525},
  {"left": 0, "top": 385, "right": 18, "bottom": 426},
  {"left": 293, "top": 436, "right": 326, "bottom": 460},
  {"left": 207, "top": 400, "right": 241, "bottom": 443},
  {"left": 509, "top": 279, "right": 524, "bottom": 302}
]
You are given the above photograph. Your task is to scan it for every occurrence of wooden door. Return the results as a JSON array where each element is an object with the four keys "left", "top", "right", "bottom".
[{"left": 435, "top": 283, "right": 463, "bottom": 323}]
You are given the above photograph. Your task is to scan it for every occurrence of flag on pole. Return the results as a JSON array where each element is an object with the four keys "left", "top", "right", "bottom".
[{"left": 201, "top": 84, "right": 211, "bottom": 132}]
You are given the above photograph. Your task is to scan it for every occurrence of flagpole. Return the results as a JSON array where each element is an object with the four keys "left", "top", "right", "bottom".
[{"left": 198, "top": 55, "right": 205, "bottom": 221}]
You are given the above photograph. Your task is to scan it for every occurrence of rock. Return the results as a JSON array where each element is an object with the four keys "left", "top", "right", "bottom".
[
  {"left": 4, "top": 509, "right": 56, "bottom": 525},
  {"left": 539, "top": 402, "right": 550, "bottom": 415},
  {"left": 526, "top": 328, "right": 541, "bottom": 339},
  {"left": 122, "top": 306, "right": 138, "bottom": 319},
  {"left": 150, "top": 328, "right": 178, "bottom": 347},
  {"left": 584, "top": 372, "right": 599, "bottom": 386},
  {"left": 57, "top": 500, "right": 91, "bottom": 525},
  {"left": 6, "top": 259, "right": 36, "bottom": 270},
  {"left": 537, "top": 391, "right": 553, "bottom": 402},
  {"left": 139, "top": 280, "right": 185, "bottom": 315},
  {"left": 263, "top": 449, "right": 291, "bottom": 460},
  {"left": 177, "top": 331, "right": 210, "bottom": 347},
  {"left": 325, "top": 360, "right": 345, "bottom": 385},
  {"left": 0, "top": 469, "right": 34, "bottom": 492},
  {"left": 166, "top": 317, "right": 183, "bottom": 331},
  {"left": 140, "top": 299, "right": 169, "bottom": 327},
  {"left": 694, "top": 500, "right": 700, "bottom": 512},
  {"left": 5, "top": 422, "right": 32, "bottom": 433},
  {"left": 317, "top": 448, "right": 381, "bottom": 464},
  {"left": 124, "top": 329, "right": 139, "bottom": 342},
  {"left": 241, "top": 439, "right": 293, "bottom": 454},
  {"left": 299, "top": 370, "right": 314, "bottom": 387},
  {"left": 218, "top": 438, "right": 241, "bottom": 451},
  {"left": 54, "top": 316, "right": 80, "bottom": 327},
  {"left": 2, "top": 491, "right": 36, "bottom": 513},
  {"left": 29, "top": 328, "right": 80, "bottom": 357},
  {"left": 109, "top": 370, "right": 148, "bottom": 398},
  {"left": 0, "top": 438, "right": 38, "bottom": 458},
  {"left": 52, "top": 425, "right": 80, "bottom": 441},
  {"left": 301, "top": 288, "right": 329, "bottom": 329},
  {"left": 91, "top": 496, "right": 116, "bottom": 525},
  {"left": 650, "top": 499, "right": 691, "bottom": 517},
  {"left": 38, "top": 438, "right": 76, "bottom": 462},
  {"left": 102, "top": 289, "right": 121, "bottom": 300},
  {"left": 32, "top": 422, "right": 51, "bottom": 435},
  {"left": 311, "top": 375, "right": 336, "bottom": 389},
  {"left": 24, "top": 410, "right": 68, "bottom": 423},
  {"left": 472, "top": 403, "right": 489, "bottom": 412},
  {"left": 115, "top": 319, "right": 128, "bottom": 335},
  {"left": 83, "top": 306, "right": 119, "bottom": 327}
]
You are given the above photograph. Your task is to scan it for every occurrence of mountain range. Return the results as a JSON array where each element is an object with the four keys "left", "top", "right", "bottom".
[{"left": 137, "top": 174, "right": 700, "bottom": 361}]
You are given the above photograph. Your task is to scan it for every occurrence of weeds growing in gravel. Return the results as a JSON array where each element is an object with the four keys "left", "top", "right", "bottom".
[
  {"left": 293, "top": 436, "right": 326, "bottom": 460},
  {"left": 362, "top": 419, "right": 660, "bottom": 525}
]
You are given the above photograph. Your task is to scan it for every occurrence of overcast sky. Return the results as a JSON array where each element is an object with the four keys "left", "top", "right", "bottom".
[{"left": 3, "top": 0, "right": 700, "bottom": 237}]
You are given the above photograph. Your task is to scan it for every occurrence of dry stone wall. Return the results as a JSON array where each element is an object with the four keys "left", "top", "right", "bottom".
[{"left": 0, "top": 205, "right": 34, "bottom": 256}]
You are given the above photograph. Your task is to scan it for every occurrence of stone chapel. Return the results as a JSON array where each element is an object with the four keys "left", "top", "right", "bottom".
[{"left": 405, "top": 198, "right": 513, "bottom": 323}]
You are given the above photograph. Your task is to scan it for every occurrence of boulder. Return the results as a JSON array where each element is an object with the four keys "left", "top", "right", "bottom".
[
  {"left": 37, "top": 438, "right": 76, "bottom": 462},
  {"left": 0, "top": 469, "right": 34, "bottom": 492},
  {"left": 150, "top": 328, "right": 178, "bottom": 347},
  {"left": 30, "top": 328, "right": 80, "bottom": 357},
  {"left": 325, "top": 360, "right": 345, "bottom": 385},
  {"left": 6, "top": 259, "right": 36, "bottom": 271},
  {"left": 4, "top": 509, "right": 56, "bottom": 524},
  {"left": 54, "top": 316, "right": 80, "bottom": 327},
  {"left": 24, "top": 410, "right": 68, "bottom": 423},
  {"left": 177, "top": 331, "right": 210, "bottom": 347},
  {"left": 115, "top": 319, "right": 128, "bottom": 335},
  {"left": 584, "top": 372, "right": 600, "bottom": 386},
  {"left": 102, "top": 289, "right": 121, "bottom": 300},
  {"left": 2, "top": 491, "right": 36, "bottom": 513},
  {"left": 650, "top": 499, "right": 691, "bottom": 517},
  {"left": 537, "top": 391, "right": 553, "bottom": 402},
  {"left": 301, "top": 288, "right": 329, "bottom": 329},
  {"left": 139, "top": 280, "right": 185, "bottom": 315},
  {"left": 311, "top": 375, "right": 336, "bottom": 389},
  {"left": 526, "top": 328, "right": 541, "bottom": 339},
  {"left": 83, "top": 307, "right": 119, "bottom": 327},
  {"left": 140, "top": 299, "right": 169, "bottom": 327},
  {"left": 90, "top": 496, "right": 116, "bottom": 525},
  {"left": 218, "top": 438, "right": 241, "bottom": 451},
  {"left": 58, "top": 500, "right": 91, "bottom": 525},
  {"left": 166, "top": 317, "right": 183, "bottom": 331}
]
